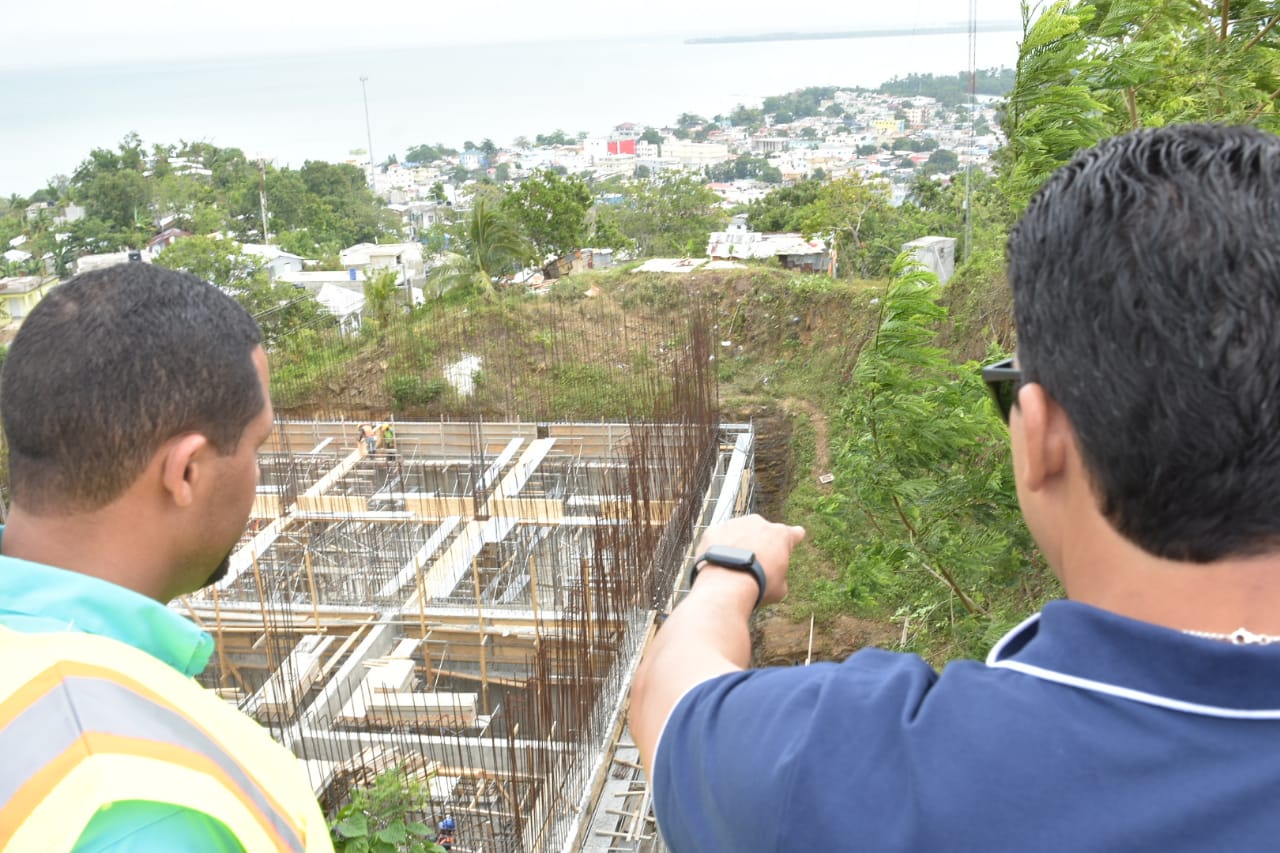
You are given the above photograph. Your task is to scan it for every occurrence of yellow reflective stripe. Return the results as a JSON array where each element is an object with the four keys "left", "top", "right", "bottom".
[
  {"left": 0, "top": 666, "right": 304, "bottom": 852},
  {"left": 5, "top": 752, "right": 279, "bottom": 853}
]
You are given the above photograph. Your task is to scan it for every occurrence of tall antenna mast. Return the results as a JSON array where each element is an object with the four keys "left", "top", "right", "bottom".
[{"left": 360, "top": 76, "right": 376, "bottom": 190}]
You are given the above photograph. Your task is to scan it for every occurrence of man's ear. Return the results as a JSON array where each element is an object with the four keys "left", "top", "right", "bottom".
[
  {"left": 159, "top": 434, "right": 211, "bottom": 508},
  {"left": 1013, "top": 382, "right": 1072, "bottom": 493}
]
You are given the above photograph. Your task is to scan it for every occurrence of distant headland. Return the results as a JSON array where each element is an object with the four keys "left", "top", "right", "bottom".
[{"left": 686, "top": 22, "right": 1022, "bottom": 45}]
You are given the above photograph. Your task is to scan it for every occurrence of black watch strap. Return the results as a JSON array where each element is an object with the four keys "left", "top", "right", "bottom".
[{"left": 689, "top": 545, "right": 767, "bottom": 610}]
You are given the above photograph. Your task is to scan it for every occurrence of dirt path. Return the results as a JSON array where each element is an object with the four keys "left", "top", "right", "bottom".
[{"left": 781, "top": 397, "right": 833, "bottom": 489}]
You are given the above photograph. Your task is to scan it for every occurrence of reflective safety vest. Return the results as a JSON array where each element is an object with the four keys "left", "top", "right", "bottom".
[{"left": 0, "top": 626, "right": 332, "bottom": 852}]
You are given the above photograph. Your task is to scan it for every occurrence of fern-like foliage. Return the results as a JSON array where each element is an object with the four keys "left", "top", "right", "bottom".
[
  {"left": 817, "top": 254, "right": 1051, "bottom": 658},
  {"left": 1003, "top": 0, "right": 1280, "bottom": 209}
]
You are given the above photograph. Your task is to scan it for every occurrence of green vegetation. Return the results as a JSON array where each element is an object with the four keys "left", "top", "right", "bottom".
[
  {"left": 501, "top": 170, "right": 593, "bottom": 260},
  {"left": 405, "top": 143, "right": 458, "bottom": 164},
  {"left": 761, "top": 86, "right": 841, "bottom": 121},
  {"left": 4, "top": 4, "right": 1277, "bottom": 670},
  {"left": 330, "top": 767, "right": 442, "bottom": 853},
  {"left": 878, "top": 67, "right": 1016, "bottom": 105},
  {"left": 153, "top": 235, "right": 325, "bottom": 348}
]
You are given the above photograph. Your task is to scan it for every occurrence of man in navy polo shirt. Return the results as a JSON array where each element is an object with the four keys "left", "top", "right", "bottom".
[{"left": 631, "top": 124, "right": 1280, "bottom": 851}]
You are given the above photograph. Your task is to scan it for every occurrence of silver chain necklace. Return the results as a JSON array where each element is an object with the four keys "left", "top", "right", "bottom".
[{"left": 1182, "top": 627, "right": 1280, "bottom": 645}]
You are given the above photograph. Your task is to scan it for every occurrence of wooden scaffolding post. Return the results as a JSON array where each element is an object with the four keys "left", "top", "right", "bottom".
[
  {"left": 415, "top": 550, "right": 428, "bottom": 642},
  {"left": 212, "top": 584, "right": 230, "bottom": 689},
  {"left": 527, "top": 556, "right": 543, "bottom": 658},
  {"left": 583, "top": 555, "right": 595, "bottom": 654},
  {"left": 303, "top": 549, "right": 321, "bottom": 631},
  {"left": 471, "top": 555, "right": 491, "bottom": 715},
  {"left": 251, "top": 553, "right": 279, "bottom": 673}
]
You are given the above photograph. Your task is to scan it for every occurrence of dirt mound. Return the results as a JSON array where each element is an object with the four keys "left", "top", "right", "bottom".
[{"left": 753, "top": 612, "right": 898, "bottom": 666}]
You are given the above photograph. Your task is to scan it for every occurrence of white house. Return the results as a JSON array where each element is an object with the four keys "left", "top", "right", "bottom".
[
  {"left": 276, "top": 269, "right": 367, "bottom": 295},
  {"left": 242, "top": 244, "right": 305, "bottom": 280},
  {"left": 339, "top": 242, "right": 425, "bottom": 284}
]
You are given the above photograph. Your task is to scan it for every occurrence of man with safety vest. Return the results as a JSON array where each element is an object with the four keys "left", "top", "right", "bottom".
[{"left": 0, "top": 264, "right": 333, "bottom": 851}]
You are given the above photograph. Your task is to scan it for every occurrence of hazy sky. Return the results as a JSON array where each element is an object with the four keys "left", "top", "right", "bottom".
[{"left": 5, "top": 0, "right": 1028, "bottom": 69}]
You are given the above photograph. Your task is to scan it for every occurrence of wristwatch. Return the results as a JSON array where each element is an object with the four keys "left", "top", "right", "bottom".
[{"left": 689, "top": 545, "right": 767, "bottom": 610}]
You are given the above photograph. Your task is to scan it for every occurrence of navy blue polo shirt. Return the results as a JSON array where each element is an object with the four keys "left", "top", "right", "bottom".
[{"left": 652, "top": 600, "right": 1280, "bottom": 852}]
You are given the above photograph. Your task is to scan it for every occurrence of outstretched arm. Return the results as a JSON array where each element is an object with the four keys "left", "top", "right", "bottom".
[{"left": 630, "top": 514, "right": 805, "bottom": 772}]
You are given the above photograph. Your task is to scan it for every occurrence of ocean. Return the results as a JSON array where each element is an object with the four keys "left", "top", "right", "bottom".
[{"left": 0, "top": 29, "right": 1020, "bottom": 196}]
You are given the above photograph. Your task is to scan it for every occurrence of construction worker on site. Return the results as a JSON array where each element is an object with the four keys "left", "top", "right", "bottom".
[
  {"left": 380, "top": 421, "right": 396, "bottom": 452},
  {"left": 0, "top": 264, "right": 332, "bottom": 851},
  {"left": 436, "top": 816, "right": 455, "bottom": 850},
  {"left": 359, "top": 422, "right": 378, "bottom": 455}
]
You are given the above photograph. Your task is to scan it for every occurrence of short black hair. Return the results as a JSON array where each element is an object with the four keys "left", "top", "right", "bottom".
[
  {"left": 1009, "top": 124, "right": 1280, "bottom": 562},
  {"left": 1, "top": 263, "right": 264, "bottom": 514}
]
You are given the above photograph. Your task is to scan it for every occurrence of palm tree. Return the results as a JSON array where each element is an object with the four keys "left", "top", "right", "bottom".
[{"left": 428, "top": 198, "right": 531, "bottom": 297}]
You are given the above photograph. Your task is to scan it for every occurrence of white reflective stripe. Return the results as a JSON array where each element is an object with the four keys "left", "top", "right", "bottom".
[
  {"left": 0, "top": 673, "right": 304, "bottom": 851},
  {"left": 988, "top": 658, "right": 1280, "bottom": 719},
  {"left": 4, "top": 753, "right": 280, "bottom": 853}
]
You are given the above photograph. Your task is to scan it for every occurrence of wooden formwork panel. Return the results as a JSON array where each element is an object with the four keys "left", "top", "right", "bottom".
[
  {"left": 251, "top": 494, "right": 284, "bottom": 518},
  {"left": 488, "top": 498, "right": 564, "bottom": 522},
  {"left": 364, "top": 692, "right": 479, "bottom": 727},
  {"left": 402, "top": 495, "right": 475, "bottom": 519},
  {"left": 297, "top": 494, "right": 369, "bottom": 514},
  {"left": 600, "top": 499, "right": 676, "bottom": 525}
]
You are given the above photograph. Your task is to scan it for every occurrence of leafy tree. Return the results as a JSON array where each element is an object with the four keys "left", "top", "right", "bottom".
[
  {"left": 707, "top": 156, "right": 783, "bottom": 184},
  {"left": 1003, "top": 0, "right": 1280, "bottom": 210},
  {"left": 494, "top": 162, "right": 512, "bottom": 182},
  {"left": 479, "top": 138, "right": 498, "bottom": 158},
  {"left": 404, "top": 143, "right": 456, "bottom": 164},
  {"left": 502, "top": 169, "right": 592, "bottom": 261},
  {"left": 745, "top": 180, "right": 824, "bottom": 232},
  {"left": 923, "top": 149, "right": 960, "bottom": 175},
  {"left": 1001, "top": 2, "right": 1111, "bottom": 208},
  {"left": 428, "top": 197, "right": 531, "bottom": 296},
  {"left": 801, "top": 174, "right": 896, "bottom": 278},
  {"left": 729, "top": 104, "right": 765, "bottom": 128},
  {"left": 762, "top": 87, "right": 840, "bottom": 120},
  {"left": 534, "top": 129, "right": 573, "bottom": 147},
  {"left": 879, "top": 68, "right": 1016, "bottom": 105},
  {"left": 612, "top": 175, "right": 726, "bottom": 257},
  {"left": 154, "top": 235, "right": 322, "bottom": 347},
  {"left": 639, "top": 127, "right": 663, "bottom": 146}
]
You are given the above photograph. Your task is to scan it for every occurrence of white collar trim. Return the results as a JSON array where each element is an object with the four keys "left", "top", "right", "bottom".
[{"left": 986, "top": 611, "right": 1280, "bottom": 719}]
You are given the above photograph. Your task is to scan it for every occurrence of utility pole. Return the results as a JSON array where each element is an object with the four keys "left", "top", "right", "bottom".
[
  {"left": 963, "top": 0, "right": 978, "bottom": 264},
  {"left": 258, "top": 158, "right": 270, "bottom": 244},
  {"left": 360, "top": 76, "right": 376, "bottom": 190}
]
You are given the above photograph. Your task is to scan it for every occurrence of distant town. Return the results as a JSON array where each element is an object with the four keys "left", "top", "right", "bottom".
[
  {"left": 359, "top": 83, "right": 1005, "bottom": 220},
  {"left": 0, "top": 75, "right": 1008, "bottom": 332}
]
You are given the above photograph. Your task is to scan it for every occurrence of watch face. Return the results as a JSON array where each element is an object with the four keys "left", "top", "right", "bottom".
[{"left": 705, "top": 545, "right": 756, "bottom": 568}]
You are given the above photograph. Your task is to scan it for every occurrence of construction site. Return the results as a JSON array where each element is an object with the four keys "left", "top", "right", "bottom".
[{"left": 174, "top": 307, "right": 758, "bottom": 852}]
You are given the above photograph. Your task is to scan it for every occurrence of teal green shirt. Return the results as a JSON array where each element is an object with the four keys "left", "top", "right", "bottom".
[{"left": 0, "top": 549, "right": 243, "bottom": 852}]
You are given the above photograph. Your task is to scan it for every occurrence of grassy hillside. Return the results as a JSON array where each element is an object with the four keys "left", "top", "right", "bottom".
[{"left": 273, "top": 263, "right": 1050, "bottom": 664}]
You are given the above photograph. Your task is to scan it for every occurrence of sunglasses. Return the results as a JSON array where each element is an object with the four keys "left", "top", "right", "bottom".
[{"left": 981, "top": 357, "right": 1022, "bottom": 423}]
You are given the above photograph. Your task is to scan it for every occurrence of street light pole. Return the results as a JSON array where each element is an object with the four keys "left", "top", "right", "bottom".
[{"left": 360, "top": 75, "right": 376, "bottom": 190}]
